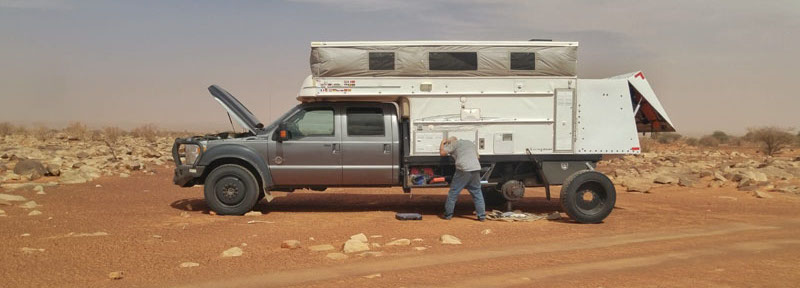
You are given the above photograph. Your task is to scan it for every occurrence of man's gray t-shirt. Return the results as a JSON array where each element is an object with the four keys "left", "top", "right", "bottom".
[{"left": 444, "top": 139, "right": 481, "bottom": 172}]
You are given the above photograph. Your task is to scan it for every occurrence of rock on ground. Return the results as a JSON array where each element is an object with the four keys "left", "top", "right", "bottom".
[
  {"left": 28, "top": 210, "right": 42, "bottom": 216},
  {"left": 21, "top": 247, "right": 45, "bottom": 254},
  {"left": 0, "top": 209, "right": 6, "bottom": 216},
  {"left": 179, "top": 262, "right": 200, "bottom": 268},
  {"left": 349, "top": 233, "right": 368, "bottom": 243},
  {"left": 625, "top": 181, "right": 652, "bottom": 193},
  {"left": 342, "top": 239, "right": 370, "bottom": 253},
  {"left": 481, "top": 229, "right": 492, "bottom": 235},
  {"left": 221, "top": 247, "right": 243, "bottom": 257},
  {"left": 281, "top": 240, "right": 301, "bottom": 249},
  {"left": 546, "top": 212, "right": 562, "bottom": 220},
  {"left": 0, "top": 193, "right": 27, "bottom": 202},
  {"left": 108, "top": 271, "right": 124, "bottom": 280},
  {"left": 653, "top": 175, "right": 678, "bottom": 184},
  {"left": 414, "top": 247, "right": 428, "bottom": 251},
  {"left": 440, "top": 234, "right": 462, "bottom": 245},
  {"left": 363, "top": 273, "right": 382, "bottom": 279},
  {"left": 308, "top": 244, "right": 335, "bottom": 252},
  {"left": 244, "top": 211, "right": 262, "bottom": 216},
  {"left": 326, "top": 252, "right": 348, "bottom": 260},
  {"left": 754, "top": 190, "right": 773, "bottom": 199},
  {"left": 385, "top": 238, "right": 411, "bottom": 246},
  {"left": 19, "top": 201, "right": 39, "bottom": 209},
  {"left": 13, "top": 159, "right": 47, "bottom": 178}
]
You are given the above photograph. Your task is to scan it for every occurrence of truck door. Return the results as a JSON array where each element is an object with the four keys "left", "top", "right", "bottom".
[
  {"left": 341, "top": 103, "right": 395, "bottom": 185},
  {"left": 269, "top": 105, "right": 342, "bottom": 185}
]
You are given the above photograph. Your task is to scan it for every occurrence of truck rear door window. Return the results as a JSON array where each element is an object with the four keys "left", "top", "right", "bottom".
[
  {"left": 347, "top": 107, "right": 385, "bottom": 136},
  {"left": 510, "top": 52, "right": 535, "bottom": 70},
  {"left": 369, "top": 52, "right": 395, "bottom": 70},
  {"left": 287, "top": 108, "right": 334, "bottom": 138},
  {"left": 429, "top": 52, "right": 478, "bottom": 70}
]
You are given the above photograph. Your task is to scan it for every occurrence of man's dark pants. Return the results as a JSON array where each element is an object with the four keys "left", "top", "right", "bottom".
[{"left": 444, "top": 170, "right": 486, "bottom": 220}]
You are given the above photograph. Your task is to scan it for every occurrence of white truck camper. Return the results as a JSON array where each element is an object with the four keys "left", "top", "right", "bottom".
[{"left": 172, "top": 41, "right": 674, "bottom": 223}]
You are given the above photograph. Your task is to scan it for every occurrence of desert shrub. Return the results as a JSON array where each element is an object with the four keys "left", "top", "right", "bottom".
[
  {"left": 656, "top": 132, "right": 682, "bottom": 144},
  {"left": 748, "top": 127, "right": 796, "bottom": 156},
  {"left": 132, "top": 124, "right": 159, "bottom": 142},
  {"left": 698, "top": 135, "right": 720, "bottom": 147},
  {"left": 103, "top": 126, "right": 124, "bottom": 144},
  {"left": 65, "top": 122, "right": 88, "bottom": 140},
  {"left": 711, "top": 131, "right": 729, "bottom": 143},
  {"left": 32, "top": 125, "right": 54, "bottom": 142},
  {"left": 0, "top": 122, "right": 15, "bottom": 137},
  {"left": 685, "top": 137, "right": 699, "bottom": 146},
  {"left": 89, "top": 129, "right": 105, "bottom": 141},
  {"left": 639, "top": 137, "right": 655, "bottom": 152}
]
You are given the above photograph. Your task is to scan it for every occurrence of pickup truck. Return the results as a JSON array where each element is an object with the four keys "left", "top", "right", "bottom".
[{"left": 172, "top": 85, "right": 614, "bottom": 223}]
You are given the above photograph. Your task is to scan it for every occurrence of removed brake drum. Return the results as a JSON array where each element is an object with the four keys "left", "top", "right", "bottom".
[{"left": 501, "top": 180, "right": 525, "bottom": 201}]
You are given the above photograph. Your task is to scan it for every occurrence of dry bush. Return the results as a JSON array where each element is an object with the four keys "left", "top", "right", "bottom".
[
  {"left": 89, "top": 129, "right": 104, "bottom": 141},
  {"left": 0, "top": 122, "right": 15, "bottom": 137},
  {"left": 639, "top": 137, "right": 655, "bottom": 152},
  {"left": 710, "top": 131, "right": 729, "bottom": 144},
  {"left": 748, "top": 127, "right": 796, "bottom": 156},
  {"left": 32, "top": 125, "right": 54, "bottom": 142},
  {"left": 103, "top": 126, "right": 124, "bottom": 144},
  {"left": 132, "top": 124, "right": 159, "bottom": 142},
  {"left": 65, "top": 122, "right": 89, "bottom": 140},
  {"left": 656, "top": 132, "right": 682, "bottom": 144},
  {"left": 698, "top": 135, "right": 720, "bottom": 147},
  {"left": 685, "top": 137, "right": 699, "bottom": 146}
]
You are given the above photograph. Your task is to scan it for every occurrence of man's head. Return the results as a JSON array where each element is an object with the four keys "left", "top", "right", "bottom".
[{"left": 447, "top": 136, "right": 458, "bottom": 144}]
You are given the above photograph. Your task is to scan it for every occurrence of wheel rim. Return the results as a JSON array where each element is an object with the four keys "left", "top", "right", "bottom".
[
  {"left": 574, "top": 181, "right": 608, "bottom": 215},
  {"left": 214, "top": 176, "right": 247, "bottom": 205}
]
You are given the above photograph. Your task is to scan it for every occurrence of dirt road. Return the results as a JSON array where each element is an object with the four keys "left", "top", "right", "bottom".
[{"left": 2, "top": 167, "right": 799, "bottom": 287}]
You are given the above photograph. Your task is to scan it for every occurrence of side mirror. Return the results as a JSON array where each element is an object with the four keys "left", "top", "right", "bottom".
[{"left": 275, "top": 123, "right": 290, "bottom": 142}]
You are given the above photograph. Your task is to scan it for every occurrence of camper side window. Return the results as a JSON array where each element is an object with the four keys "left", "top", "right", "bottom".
[
  {"left": 429, "top": 52, "right": 478, "bottom": 70},
  {"left": 510, "top": 52, "right": 535, "bottom": 70},
  {"left": 369, "top": 52, "right": 395, "bottom": 70}
]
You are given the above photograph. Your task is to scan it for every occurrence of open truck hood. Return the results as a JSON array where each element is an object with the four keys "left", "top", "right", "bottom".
[
  {"left": 610, "top": 71, "right": 676, "bottom": 132},
  {"left": 208, "top": 85, "right": 264, "bottom": 135}
]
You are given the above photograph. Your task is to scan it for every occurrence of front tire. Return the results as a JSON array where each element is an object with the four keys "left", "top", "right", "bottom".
[
  {"left": 559, "top": 170, "right": 616, "bottom": 223},
  {"left": 204, "top": 164, "right": 260, "bottom": 215}
]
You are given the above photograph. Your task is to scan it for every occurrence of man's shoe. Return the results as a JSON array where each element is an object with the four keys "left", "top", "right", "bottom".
[
  {"left": 478, "top": 217, "right": 486, "bottom": 222},
  {"left": 440, "top": 214, "right": 453, "bottom": 220}
]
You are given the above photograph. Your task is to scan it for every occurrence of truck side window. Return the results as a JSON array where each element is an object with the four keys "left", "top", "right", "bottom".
[
  {"left": 286, "top": 108, "right": 334, "bottom": 138},
  {"left": 347, "top": 107, "right": 384, "bottom": 136}
]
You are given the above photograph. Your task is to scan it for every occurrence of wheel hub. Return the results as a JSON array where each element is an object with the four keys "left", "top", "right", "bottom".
[
  {"left": 214, "top": 176, "right": 246, "bottom": 205},
  {"left": 501, "top": 180, "right": 525, "bottom": 202}
]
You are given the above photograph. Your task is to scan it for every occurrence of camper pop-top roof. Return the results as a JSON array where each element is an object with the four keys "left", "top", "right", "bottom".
[{"left": 310, "top": 41, "right": 577, "bottom": 78}]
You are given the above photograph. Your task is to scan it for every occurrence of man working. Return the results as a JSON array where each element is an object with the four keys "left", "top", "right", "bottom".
[{"left": 440, "top": 136, "right": 486, "bottom": 221}]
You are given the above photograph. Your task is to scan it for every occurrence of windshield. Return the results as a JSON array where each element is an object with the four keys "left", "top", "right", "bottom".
[{"left": 263, "top": 105, "right": 300, "bottom": 132}]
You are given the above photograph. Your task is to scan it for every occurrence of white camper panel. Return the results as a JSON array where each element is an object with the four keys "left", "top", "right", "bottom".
[
  {"left": 409, "top": 94, "right": 560, "bottom": 156},
  {"left": 574, "top": 79, "right": 640, "bottom": 154}
]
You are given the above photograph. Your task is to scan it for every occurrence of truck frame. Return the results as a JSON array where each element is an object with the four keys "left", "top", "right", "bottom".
[{"left": 172, "top": 41, "right": 675, "bottom": 223}]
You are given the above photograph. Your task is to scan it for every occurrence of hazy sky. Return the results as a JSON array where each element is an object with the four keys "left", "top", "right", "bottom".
[{"left": 1, "top": 0, "right": 798, "bottom": 135}]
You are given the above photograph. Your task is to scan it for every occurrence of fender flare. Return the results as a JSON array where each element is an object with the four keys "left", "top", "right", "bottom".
[{"left": 197, "top": 144, "right": 274, "bottom": 190}]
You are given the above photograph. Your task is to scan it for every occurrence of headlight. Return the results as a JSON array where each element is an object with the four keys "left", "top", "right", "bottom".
[{"left": 185, "top": 144, "right": 201, "bottom": 165}]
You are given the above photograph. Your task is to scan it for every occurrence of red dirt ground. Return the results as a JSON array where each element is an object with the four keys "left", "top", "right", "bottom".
[{"left": 1, "top": 166, "right": 799, "bottom": 287}]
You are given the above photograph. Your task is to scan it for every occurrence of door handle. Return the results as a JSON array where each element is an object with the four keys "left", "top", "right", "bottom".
[
  {"left": 383, "top": 144, "right": 391, "bottom": 154},
  {"left": 332, "top": 143, "right": 339, "bottom": 154}
]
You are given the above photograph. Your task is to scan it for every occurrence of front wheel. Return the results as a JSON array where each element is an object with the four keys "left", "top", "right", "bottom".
[
  {"left": 559, "top": 170, "right": 616, "bottom": 223},
  {"left": 204, "top": 164, "right": 260, "bottom": 215}
]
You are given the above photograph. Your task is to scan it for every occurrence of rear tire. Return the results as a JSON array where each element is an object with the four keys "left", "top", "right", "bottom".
[
  {"left": 559, "top": 170, "right": 616, "bottom": 223},
  {"left": 204, "top": 164, "right": 260, "bottom": 215}
]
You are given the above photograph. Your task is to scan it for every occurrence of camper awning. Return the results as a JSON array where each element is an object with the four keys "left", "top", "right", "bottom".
[{"left": 611, "top": 71, "right": 676, "bottom": 133}]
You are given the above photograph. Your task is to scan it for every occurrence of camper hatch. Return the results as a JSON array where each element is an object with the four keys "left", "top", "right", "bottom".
[{"left": 172, "top": 41, "right": 674, "bottom": 223}]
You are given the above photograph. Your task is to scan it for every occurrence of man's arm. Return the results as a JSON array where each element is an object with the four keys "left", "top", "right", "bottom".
[{"left": 439, "top": 138, "right": 449, "bottom": 156}]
